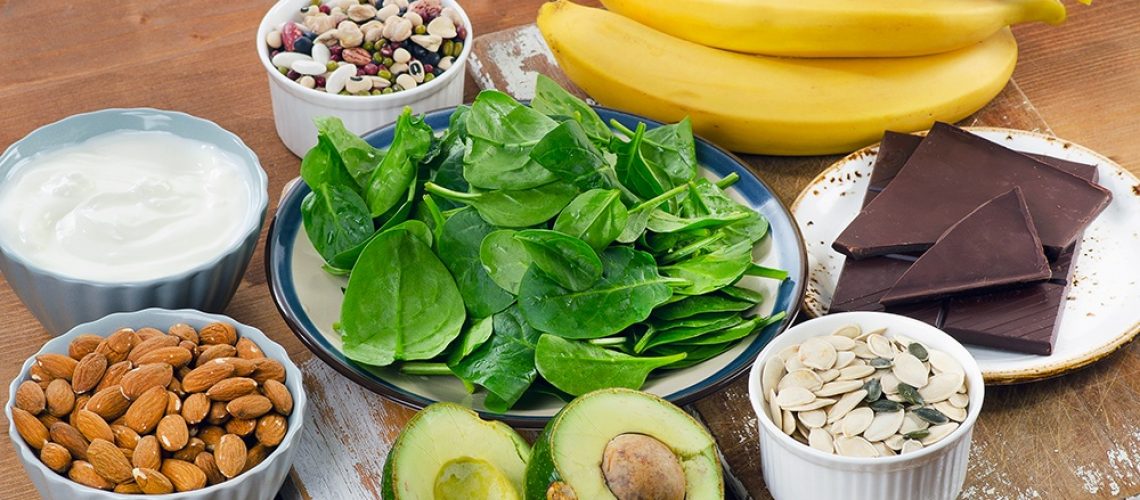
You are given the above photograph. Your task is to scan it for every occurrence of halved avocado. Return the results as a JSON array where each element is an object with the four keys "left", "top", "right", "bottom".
[
  {"left": 382, "top": 402, "right": 531, "bottom": 499},
  {"left": 525, "top": 388, "right": 724, "bottom": 500}
]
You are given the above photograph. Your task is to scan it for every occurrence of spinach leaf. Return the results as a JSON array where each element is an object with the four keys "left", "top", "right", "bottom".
[
  {"left": 479, "top": 230, "right": 532, "bottom": 294},
  {"left": 659, "top": 243, "right": 753, "bottom": 295},
  {"left": 340, "top": 226, "right": 465, "bottom": 366},
  {"left": 651, "top": 293, "right": 756, "bottom": 321},
  {"left": 650, "top": 342, "right": 737, "bottom": 370},
  {"left": 720, "top": 285, "right": 766, "bottom": 304},
  {"left": 464, "top": 90, "right": 559, "bottom": 190},
  {"left": 745, "top": 264, "right": 790, "bottom": 281},
  {"left": 447, "top": 316, "right": 495, "bottom": 365},
  {"left": 514, "top": 229, "right": 603, "bottom": 292},
  {"left": 424, "top": 180, "right": 578, "bottom": 228},
  {"left": 639, "top": 117, "right": 697, "bottom": 187},
  {"left": 611, "top": 122, "right": 670, "bottom": 200},
  {"left": 300, "top": 183, "right": 374, "bottom": 264},
  {"left": 530, "top": 74, "right": 611, "bottom": 144},
  {"left": 363, "top": 109, "right": 434, "bottom": 217},
  {"left": 617, "top": 183, "right": 691, "bottom": 243},
  {"left": 518, "top": 246, "right": 675, "bottom": 339},
  {"left": 649, "top": 311, "right": 743, "bottom": 332},
  {"left": 646, "top": 209, "right": 751, "bottom": 234},
  {"left": 681, "top": 311, "right": 786, "bottom": 346},
  {"left": 553, "top": 189, "right": 628, "bottom": 251},
  {"left": 529, "top": 120, "right": 611, "bottom": 190},
  {"left": 422, "top": 106, "right": 471, "bottom": 210},
  {"left": 635, "top": 315, "right": 744, "bottom": 353},
  {"left": 300, "top": 134, "right": 355, "bottom": 193},
  {"left": 313, "top": 116, "right": 385, "bottom": 188},
  {"left": 438, "top": 208, "right": 516, "bottom": 318},
  {"left": 534, "top": 335, "right": 684, "bottom": 395},
  {"left": 449, "top": 305, "right": 543, "bottom": 412}
]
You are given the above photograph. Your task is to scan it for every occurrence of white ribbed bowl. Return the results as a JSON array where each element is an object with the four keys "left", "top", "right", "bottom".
[
  {"left": 6, "top": 309, "right": 307, "bottom": 500},
  {"left": 256, "top": 0, "right": 473, "bottom": 156},
  {"left": 748, "top": 311, "right": 984, "bottom": 500}
]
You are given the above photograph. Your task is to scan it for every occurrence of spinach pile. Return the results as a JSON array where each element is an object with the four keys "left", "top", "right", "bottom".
[{"left": 299, "top": 75, "right": 788, "bottom": 412}]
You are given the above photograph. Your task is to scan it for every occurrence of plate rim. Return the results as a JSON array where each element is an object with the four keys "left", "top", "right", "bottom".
[
  {"left": 265, "top": 104, "right": 808, "bottom": 427},
  {"left": 790, "top": 126, "right": 1140, "bottom": 384}
]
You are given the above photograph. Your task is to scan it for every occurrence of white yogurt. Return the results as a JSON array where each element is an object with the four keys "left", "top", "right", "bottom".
[{"left": 0, "top": 130, "right": 254, "bottom": 282}]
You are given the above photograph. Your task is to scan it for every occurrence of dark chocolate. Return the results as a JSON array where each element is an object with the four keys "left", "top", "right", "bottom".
[
  {"left": 834, "top": 122, "right": 1111, "bottom": 259},
  {"left": 879, "top": 188, "right": 1051, "bottom": 306}
]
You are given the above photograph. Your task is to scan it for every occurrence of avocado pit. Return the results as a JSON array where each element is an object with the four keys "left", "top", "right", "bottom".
[{"left": 601, "top": 433, "right": 687, "bottom": 500}]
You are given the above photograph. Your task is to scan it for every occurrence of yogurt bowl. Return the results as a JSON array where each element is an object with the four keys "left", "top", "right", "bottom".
[{"left": 0, "top": 109, "right": 268, "bottom": 334}]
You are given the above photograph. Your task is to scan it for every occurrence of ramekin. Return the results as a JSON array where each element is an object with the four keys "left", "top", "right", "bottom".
[
  {"left": 747, "top": 311, "right": 985, "bottom": 500},
  {"left": 6, "top": 308, "right": 307, "bottom": 500},
  {"left": 256, "top": 0, "right": 474, "bottom": 156},
  {"left": 0, "top": 109, "right": 268, "bottom": 335}
]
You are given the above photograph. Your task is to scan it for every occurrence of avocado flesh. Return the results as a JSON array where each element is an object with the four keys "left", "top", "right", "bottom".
[
  {"left": 383, "top": 402, "right": 531, "bottom": 499},
  {"left": 528, "top": 388, "right": 723, "bottom": 500},
  {"left": 435, "top": 457, "right": 521, "bottom": 500}
]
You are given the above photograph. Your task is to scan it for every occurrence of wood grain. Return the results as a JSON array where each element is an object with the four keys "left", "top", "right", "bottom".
[{"left": 0, "top": 0, "right": 1136, "bottom": 499}]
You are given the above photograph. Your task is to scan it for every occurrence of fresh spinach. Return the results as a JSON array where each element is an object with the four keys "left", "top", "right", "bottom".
[
  {"left": 312, "top": 116, "right": 385, "bottom": 188},
  {"left": 635, "top": 315, "right": 744, "bottom": 353},
  {"left": 651, "top": 293, "right": 757, "bottom": 321},
  {"left": 424, "top": 180, "right": 578, "bottom": 228},
  {"left": 530, "top": 74, "right": 611, "bottom": 144},
  {"left": 514, "top": 229, "right": 603, "bottom": 292},
  {"left": 660, "top": 242, "right": 753, "bottom": 295},
  {"left": 447, "top": 316, "right": 495, "bottom": 365},
  {"left": 681, "top": 311, "right": 786, "bottom": 346},
  {"left": 479, "top": 230, "right": 532, "bottom": 294},
  {"left": 438, "top": 209, "right": 516, "bottom": 318},
  {"left": 650, "top": 342, "right": 737, "bottom": 370},
  {"left": 464, "top": 90, "right": 559, "bottom": 190},
  {"left": 534, "top": 335, "right": 685, "bottom": 396},
  {"left": 611, "top": 122, "right": 670, "bottom": 200},
  {"left": 552, "top": 189, "right": 628, "bottom": 251},
  {"left": 363, "top": 110, "right": 434, "bottom": 217},
  {"left": 448, "top": 305, "right": 543, "bottom": 412},
  {"left": 300, "top": 183, "right": 374, "bottom": 264},
  {"left": 529, "top": 120, "right": 611, "bottom": 190}
]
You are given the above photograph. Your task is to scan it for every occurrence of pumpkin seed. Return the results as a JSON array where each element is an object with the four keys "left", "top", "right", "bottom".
[
  {"left": 768, "top": 389, "right": 782, "bottom": 429},
  {"left": 798, "top": 337, "right": 838, "bottom": 371},
  {"left": 834, "top": 351, "right": 857, "bottom": 369},
  {"left": 869, "top": 399, "right": 903, "bottom": 412},
  {"left": 884, "top": 434, "right": 906, "bottom": 451},
  {"left": 869, "top": 357, "right": 893, "bottom": 369},
  {"left": 874, "top": 442, "right": 896, "bottom": 457},
  {"left": 834, "top": 436, "right": 878, "bottom": 457},
  {"left": 921, "top": 423, "right": 958, "bottom": 446},
  {"left": 900, "top": 412, "right": 930, "bottom": 434},
  {"left": 778, "top": 369, "right": 824, "bottom": 392},
  {"left": 761, "top": 356, "right": 785, "bottom": 401},
  {"left": 858, "top": 327, "right": 887, "bottom": 342},
  {"left": 815, "top": 380, "right": 864, "bottom": 397},
  {"left": 901, "top": 439, "right": 924, "bottom": 454},
  {"left": 808, "top": 427, "right": 834, "bottom": 453},
  {"left": 903, "top": 429, "right": 930, "bottom": 440},
  {"left": 913, "top": 407, "right": 948, "bottom": 426},
  {"left": 818, "top": 368, "right": 841, "bottom": 383},
  {"left": 784, "top": 355, "right": 806, "bottom": 372},
  {"left": 784, "top": 398, "right": 837, "bottom": 412},
  {"left": 949, "top": 392, "right": 970, "bottom": 409},
  {"left": 907, "top": 342, "right": 929, "bottom": 362},
  {"left": 776, "top": 387, "right": 816, "bottom": 408},
  {"left": 827, "top": 389, "right": 867, "bottom": 424},
  {"left": 867, "top": 334, "right": 895, "bottom": 359},
  {"left": 892, "top": 352, "right": 928, "bottom": 388},
  {"left": 880, "top": 374, "right": 901, "bottom": 394},
  {"left": 852, "top": 343, "right": 877, "bottom": 359},
  {"left": 833, "top": 324, "right": 862, "bottom": 339},
  {"left": 863, "top": 410, "right": 904, "bottom": 442},
  {"left": 919, "top": 371, "right": 964, "bottom": 403},
  {"left": 799, "top": 409, "right": 827, "bottom": 428},
  {"left": 782, "top": 409, "right": 797, "bottom": 435},
  {"left": 928, "top": 349, "right": 961, "bottom": 375},
  {"left": 777, "top": 344, "right": 800, "bottom": 362},
  {"left": 842, "top": 407, "right": 874, "bottom": 437},
  {"left": 823, "top": 335, "right": 857, "bottom": 351},
  {"left": 934, "top": 401, "right": 967, "bottom": 422},
  {"left": 897, "top": 383, "right": 925, "bottom": 406},
  {"left": 839, "top": 364, "right": 875, "bottom": 380},
  {"left": 862, "top": 378, "right": 882, "bottom": 402}
]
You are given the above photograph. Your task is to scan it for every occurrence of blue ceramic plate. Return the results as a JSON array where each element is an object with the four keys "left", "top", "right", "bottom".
[{"left": 266, "top": 106, "right": 806, "bottom": 427}]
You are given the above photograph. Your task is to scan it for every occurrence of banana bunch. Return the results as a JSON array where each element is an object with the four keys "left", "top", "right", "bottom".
[{"left": 536, "top": 1, "right": 1069, "bottom": 155}]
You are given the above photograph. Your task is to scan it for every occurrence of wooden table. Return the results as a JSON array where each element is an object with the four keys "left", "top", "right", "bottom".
[{"left": 1, "top": 1, "right": 1138, "bottom": 498}]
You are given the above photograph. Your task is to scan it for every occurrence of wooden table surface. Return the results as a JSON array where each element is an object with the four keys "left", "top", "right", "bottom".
[{"left": 1, "top": 1, "right": 1137, "bottom": 498}]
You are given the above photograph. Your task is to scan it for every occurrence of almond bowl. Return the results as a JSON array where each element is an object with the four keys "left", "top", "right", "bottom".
[{"left": 5, "top": 308, "right": 307, "bottom": 500}]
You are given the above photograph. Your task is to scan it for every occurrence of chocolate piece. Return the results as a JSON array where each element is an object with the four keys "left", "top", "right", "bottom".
[
  {"left": 879, "top": 188, "right": 1051, "bottom": 306},
  {"left": 834, "top": 122, "right": 1111, "bottom": 259},
  {"left": 867, "top": 131, "right": 924, "bottom": 201}
]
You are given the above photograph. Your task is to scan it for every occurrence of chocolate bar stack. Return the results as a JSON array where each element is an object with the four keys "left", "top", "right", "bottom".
[{"left": 829, "top": 123, "right": 1113, "bottom": 355}]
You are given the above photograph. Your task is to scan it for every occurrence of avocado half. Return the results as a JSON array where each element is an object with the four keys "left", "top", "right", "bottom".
[
  {"left": 525, "top": 388, "right": 724, "bottom": 499},
  {"left": 382, "top": 402, "right": 531, "bottom": 499}
]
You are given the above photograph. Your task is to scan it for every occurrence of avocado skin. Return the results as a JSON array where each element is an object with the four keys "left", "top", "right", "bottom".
[
  {"left": 381, "top": 441, "right": 398, "bottom": 499},
  {"left": 524, "top": 422, "right": 563, "bottom": 500}
]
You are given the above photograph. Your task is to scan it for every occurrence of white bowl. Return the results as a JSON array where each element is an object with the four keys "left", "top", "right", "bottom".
[
  {"left": 6, "top": 308, "right": 308, "bottom": 500},
  {"left": 256, "top": 0, "right": 474, "bottom": 156},
  {"left": 747, "top": 311, "right": 984, "bottom": 500}
]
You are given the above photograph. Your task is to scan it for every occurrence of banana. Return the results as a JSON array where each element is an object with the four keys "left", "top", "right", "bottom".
[
  {"left": 600, "top": 0, "right": 1062, "bottom": 58},
  {"left": 537, "top": 1, "right": 1018, "bottom": 156}
]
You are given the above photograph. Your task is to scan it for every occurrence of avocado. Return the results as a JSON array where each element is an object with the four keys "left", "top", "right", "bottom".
[
  {"left": 382, "top": 402, "right": 531, "bottom": 499},
  {"left": 525, "top": 388, "right": 724, "bottom": 500}
]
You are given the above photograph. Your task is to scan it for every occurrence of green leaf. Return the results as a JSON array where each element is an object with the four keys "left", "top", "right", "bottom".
[
  {"left": 617, "top": 183, "right": 692, "bottom": 244},
  {"left": 651, "top": 292, "right": 757, "bottom": 321},
  {"left": 424, "top": 180, "right": 579, "bottom": 228},
  {"left": 639, "top": 117, "right": 698, "bottom": 187},
  {"left": 519, "top": 247, "right": 674, "bottom": 339},
  {"left": 646, "top": 209, "right": 751, "bottom": 234},
  {"left": 635, "top": 315, "right": 744, "bottom": 353},
  {"left": 681, "top": 312, "right": 786, "bottom": 346},
  {"left": 530, "top": 74, "right": 611, "bottom": 144},
  {"left": 449, "top": 305, "right": 543, "bottom": 411},
  {"left": 659, "top": 243, "right": 753, "bottom": 295},
  {"left": 300, "top": 183, "right": 374, "bottom": 264},
  {"left": 552, "top": 189, "right": 629, "bottom": 251},
  {"left": 534, "top": 335, "right": 684, "bottom": 396},
  {"left": 529, "top": 120, "right": 611, "bottom": 190},
  {"left": 363, "top": 109, "right": 434, "bottom": 217},
  {"left": 720, "top": 285, "right": 766, "bottom": 304},
  {"left": 313, "top": 116, "right": 385, "bottom": 188},
  {"left": 438, "top": 209, "right": 516, "bottom": 318},
  {"left": 611, "top": 122, "right": 670, "bottom": 200},
  {"left": 479, "top": 230, "right": 532, "bottom": 295},
  {"left": 447, "top": 316, "right": 495, "bottom": 365},
  {"left": 649, "top": 342, "right": 738, "bottom": 370},
  {"left": 340, "top": 227, "right": 465, "bottom": 366},
  {"left": 464, "top": 90, "right": 559, "bottom": 189},
  {"left": 514, "top": 230, "right": 603, "bottom": 292}
]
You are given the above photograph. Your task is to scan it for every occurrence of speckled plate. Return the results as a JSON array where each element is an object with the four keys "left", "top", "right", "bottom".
[
  {"left": 792, "top": 127, "right": 1140, "bottom": 384},
  {"left": 266, "top": 106, "right": 806, "bottom": 427}
]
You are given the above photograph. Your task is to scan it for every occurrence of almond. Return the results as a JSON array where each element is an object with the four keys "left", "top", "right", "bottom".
[
  {"left": 36, "top": 353, "right": 78, "bottom": 381},
  {"left": 168, "top": 323, "right": 199, "bottom": 345},
  {"left": 68, "top": 334, "right": 104, "bottom": 361},
  {"left": 74, "top": 409, "right": 115, "bottom": 443},
  {"left": 235, "top": 337, "right": 266, "bottom": 360},
  {"left": 96, "top": 328, "right": 139, "bottom": 364},
  {"left": 179, "top": 340, "right": 199, "bottom": 355},
  {"left": 45, "top": 378, "right": 76, "bottom": 417},
  {"left": 215, "top": 433, "right": 247, "bottom": 478},
  {"left": 135, "top": 346, "right": 193, "bottom": 368},
  {"left": 199, "top": 322, "right": 237, "bottom": 346},
  {"left": 127, "top": 335, "right": 180, "bottom": 364},
  {"left": 70, "top": 394, "right": 91, "bottom": 426},
  {"left": 50, "top": 421, "right": 90, "bottom": 460},
  {"left": 132, "top": 435, "right": 162, "bottom": 470},
  {"left": 71, "top": 352, "right": 108, "bottom": 394},
  {"left": 14, "top": 380, "right": 46, "bottom": 415},
  {"left": 250, "top": 358, "right": 286, "bottom": 384},
  {"left": 29, "top": 362, "right": 54, "bottom": 384},
  {"left": 161, "top": 458, "right": 207, "bottom": 492},
  {"left": 168, "top": 376, "right": 185, "bottom": 396},
  {"left": 261, "top": 379, "right": 294, "bottom": 416},
  {"left": 39, "top": 442, "right": 72, "bottom": 473},
  {"left": 196, "top": 344, "right": 237, "bottom": 367},
  {"left": 69, "top": 460, "right": 114, "bottom": 490},
  {"left": 96, "top": 361, "right": 132, "bottom": 393},
  {"left": 86, "top": 385, "right": 131, "bottom": 420},
  {"left": 195, "top": 451, "right": 227, "bottom": 485},
  {"left": 112, "top": 424, "right": 141, "bottom": 450},
  {"left": 114, "top": 481, "right": 144, "bottom": 494},
  {"left": 133, "top": 467, "right": 175, "bottom": 494},
  {"left": 181, "top": 393, "right": 210, "bottom": 425},
  {"left": 135, "top": 326, "right": 167, "bottom": 341},
  {"left": 123, "top": 385, "right": 168, "bottom": 434},
  {"left": 198, "top": 425, "right": 225, "bottom": 451},
  {"left": 88, "top": 438, "right": 133, "bottom": 483},
  {"left": 166, "top": 391, "right": 182, "bottom": 415},
  {"left": 39, "top": 413, "right": 62, "bottom": 429},
  {"left": 256, "top": 413, "right": 288, "bottom": 446},
  {"left": 120, "top": 363, "right": 173, "bottom": 400},
  {"left": 12, "top": 407, "right": 49, "bottom": 449},
  {"left": 182, "top": 362, "right": 236, "bottom": 393},
  {"left": 207, "top": 377, "right": 258, "bottom": 401},
  {"left": 243, "top": 443, "right": 270, "bottom": 473},
  {"left": 206, "top": 401, "right": 230, "bottom": 425},
  {"left": 225, "top": 417, "right": 257, "bottom": 437},
  {"left": 157, "top": 414, "right": 189, "bottom": 451},
  {"left": 226, "top": 394, "right": 273, "bottom": 420},
  {"left": 173, "top": 437, "right": 206, "bottom": 462}
]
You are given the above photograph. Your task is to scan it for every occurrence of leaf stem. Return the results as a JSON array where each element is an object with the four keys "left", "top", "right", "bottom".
[
  {"left": 629, "top": 183, "right": 691, "bottom": 213},
  {"left": 745, "top": 264, "right": 789, "bottom": 281},
  {"left": 399, "top": 362, "right": 453, "bottom": 376},
  {"left": 588, "top": 337, "right": 628, "bottom": 347},
  {"left": 609, "top": 119, "right": 637, "bottom": 137},
  {"left": 424, "top": 182, "right": 479, "bottom": 202},
  {"left": 715, "top": 172, "right": 740, "bottom": 189},
  {"left": 661, "top": 233, "right": 725, "bottom": 264}
]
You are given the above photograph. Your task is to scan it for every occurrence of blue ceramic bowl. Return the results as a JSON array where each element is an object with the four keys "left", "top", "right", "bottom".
[
  {"left": 0, "top": 109, "right": 268, "bottom": 334},
  {"left": 266, "top": 106, "right": 806, "bottom": 427}
]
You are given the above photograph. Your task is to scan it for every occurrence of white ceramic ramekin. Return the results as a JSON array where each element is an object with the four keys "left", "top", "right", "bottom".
[
  {"left": 748, "top": 311, "right": 984, "bottom": 500},
  {"left": 256, "top": 0, "right": 474, "bottom": 156},
  {"left": 6, "top": 308, "right": 307, "bottom": 500},
  {"left": 0, "top": 109, "right": 268, "bottom": 335}
]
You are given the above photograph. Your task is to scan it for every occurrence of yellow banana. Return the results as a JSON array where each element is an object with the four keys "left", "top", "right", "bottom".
[
  {"left": 600, "top": 0, "right": 1062, "bottom": 57},
  {"left": 537, "top": 1, "right": 1018, "bottom": 156}
]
